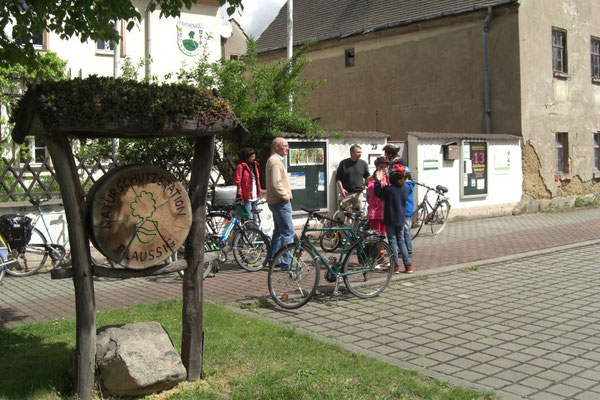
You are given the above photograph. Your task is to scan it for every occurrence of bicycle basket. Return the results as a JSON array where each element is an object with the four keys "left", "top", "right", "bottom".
[
  {"left": 212, "top": 185, "right": 237, "bottom": 207},
  {"left": 0, "top": 214, "right": 33, "bottom": 249},
  {"left": 235, "top": 205, "right": 250, "bottom": 219}
]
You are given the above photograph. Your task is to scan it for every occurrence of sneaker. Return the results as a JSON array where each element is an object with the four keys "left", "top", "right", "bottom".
[
  {"left": 279, "top": 264, "right": 290, "bottom": 271},
  {"left": 405, "top": 264, "right": 414, "bottom": 274},
  {"left": 393, "top": 265, "right": 401, "bottom": 274}
]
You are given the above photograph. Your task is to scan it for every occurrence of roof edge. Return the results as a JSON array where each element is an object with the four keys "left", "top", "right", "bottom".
[{"left": 258, "top": 0, "right": 518, "bottom": 55}]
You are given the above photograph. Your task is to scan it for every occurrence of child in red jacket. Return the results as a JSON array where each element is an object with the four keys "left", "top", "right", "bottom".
[{"left": 233, "top": 148, "right": 262, "bottom": 221}]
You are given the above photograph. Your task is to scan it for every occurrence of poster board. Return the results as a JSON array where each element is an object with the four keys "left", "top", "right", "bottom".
[
  {"left": 287, "top": 141, "right": 327, "bottom": 211},
  {"left": 460, "top": 140, "right": 488, "bottom": 198}
]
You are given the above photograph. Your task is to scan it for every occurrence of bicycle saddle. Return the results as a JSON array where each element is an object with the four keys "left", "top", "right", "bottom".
[
  {"left": 436, "top": 185, "right": 448, "bottom": 193},
  {"left": 301, "top": 207, "right": 320, "bottom": 214},
  {"left": 343, "top": 210, "right": 363, "bottom": 219},
  {"left": 29, "top": 198, "right": 49, "bottom": 207}
]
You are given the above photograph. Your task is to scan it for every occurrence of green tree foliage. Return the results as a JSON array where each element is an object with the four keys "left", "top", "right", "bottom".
[
  {"left": 0, "top": 51, "right": 66, "bottom": 145},
  {"left": 0, "top": 0, "right": 243, "bottom": 70},
  {"left": 99, "top": 37, "right": 327, "bottom": 183},
  {"left": 181, "top": 38, "right": 328, "bottom": 163}
]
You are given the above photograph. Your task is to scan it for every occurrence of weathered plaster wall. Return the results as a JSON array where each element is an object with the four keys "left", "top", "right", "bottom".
[
  {"left": 518, "top": 0, "right": 600, "bottom": 197},
  {"left": 222, "top": 20, "right": 248, "bottom": 60},
  {"left": 261, "top": 6, "right": 521, "bottom": 141}
]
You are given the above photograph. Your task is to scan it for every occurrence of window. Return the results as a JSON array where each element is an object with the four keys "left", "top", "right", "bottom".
[
  {"left": 21, "top": 137, "right": 48, "bottom": 164},
  {"left": 552, "top": 28, "right": 568, "bottom": 75},
  {"left": 96, "top": 21, "right": 126, "bottom": 56},
  {"left": 32, "top": 137, "right": 48, "bottom": 163},
  {"left": 96, "top": 39, "right": 114, "bottom": 54},
  {"left": 594, "top": 133, "right": 600, "bottom": 171},
  {"left": 229, "top": 54, "right": 239, "bottom": 61},
  {"left": 345, "top": 48, "right": 355, "bottom": 68},
  {"left": 16, "top": 29, "right": 48, "bottom": 50},
  {"left": 555, "top": 133, "right": 568, "bottom": 173},
  {"left": 31, "top": 29, "right": 50, "bottom": 50},
  {"left": 592, "top": 37, "right": 600, "bottom": 80}
]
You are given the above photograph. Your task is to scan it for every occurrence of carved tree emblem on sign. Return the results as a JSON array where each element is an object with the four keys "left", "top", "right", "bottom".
[{"left": 131, "top": 191, "right": 158, "bottom": 244}]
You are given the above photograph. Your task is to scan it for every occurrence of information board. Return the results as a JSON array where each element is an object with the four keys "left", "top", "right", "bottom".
[
  {"left": 461, "top": 140, "right": 488, "bottom": 198},
  {"left": 287, "top": 141, "right": 327, "bottom": 211}
]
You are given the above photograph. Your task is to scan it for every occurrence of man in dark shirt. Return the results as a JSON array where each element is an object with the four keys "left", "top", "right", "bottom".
[{"left": 335, "top": 144, "right": 370, "bottom": 211}]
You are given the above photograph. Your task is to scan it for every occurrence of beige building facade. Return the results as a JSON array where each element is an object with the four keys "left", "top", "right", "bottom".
[
  {"left": 221, "top": 19, "right": 248, "bottom": 60},
  {"left": 258, "top": 0, "right": 600, "bottom": 199}
]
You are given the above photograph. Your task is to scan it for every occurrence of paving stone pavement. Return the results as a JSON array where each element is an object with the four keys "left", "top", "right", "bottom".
[
  {"left": 250, "top": 243, "right": 600, "bottom": 400},
  {"left": 1, "top": 207, "right": 600, "bottom": 399}
]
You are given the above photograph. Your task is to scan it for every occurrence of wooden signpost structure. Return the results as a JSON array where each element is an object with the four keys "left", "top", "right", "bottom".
[{"left": 11, "top": 80, "right": 247, "bottom": 399}]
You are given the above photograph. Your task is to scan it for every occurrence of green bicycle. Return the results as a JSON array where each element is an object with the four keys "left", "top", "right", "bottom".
[{"left": 268, "top": 207, "right": 394, "bottom": 309}]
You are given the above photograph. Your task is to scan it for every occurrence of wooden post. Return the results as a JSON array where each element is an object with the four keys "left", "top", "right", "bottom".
[
  {"left": 44, "top": 133, "right": 95, "bottom": 400},
  {"left": 181, "top": 135, "right": 214, "bottom": 379}
]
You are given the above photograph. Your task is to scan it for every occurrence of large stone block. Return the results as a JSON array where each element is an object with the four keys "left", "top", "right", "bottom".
[{"left": 95, "top": 321, "right": 186, "bottom": 397}]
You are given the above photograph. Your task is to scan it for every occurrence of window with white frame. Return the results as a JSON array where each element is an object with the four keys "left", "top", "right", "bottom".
[
  {"left": 555, "top": 132, "right": 568, "bottom": 173},
  {"left": 31, "top": 30, "right": 48, "bottom": 50},
  {"left": 96, "top": 39, "right": 114, "bottom": 54},
  {"left": 31, "top": 136, "right": 48, "bottom": 164},
  {"left": 96, "top": 21, "right": 126, "bottom": 56},
  {"left": 592, "top": 37, "right": 600, "bottom": 80},
  {"left": 552, "top": 28, "right": 568, "bottom": 75},
  {"left": 594, "top": 133, "right": 600, "bottom": 171}
]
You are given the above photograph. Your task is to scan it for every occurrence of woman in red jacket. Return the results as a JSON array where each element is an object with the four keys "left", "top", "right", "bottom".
[{"left": 233, "top": 148, "right": 262, "bottom": 221}]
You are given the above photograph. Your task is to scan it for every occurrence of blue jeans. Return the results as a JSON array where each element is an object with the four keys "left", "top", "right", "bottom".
[
  {"left": 244, "top": 200, "right": 259, "bottom": 223},
  {"left": 403, "top": 217, "right": 413, "bottom": 254},
  {"left": 385, "top": 224, "right": 411, "bottom": 267},
  {"left": 268, "top": 200, "right": 294, "bottom": 265}
]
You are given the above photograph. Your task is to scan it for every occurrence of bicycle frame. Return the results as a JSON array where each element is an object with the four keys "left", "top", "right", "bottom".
[
  {"left": 417, "top": 185, "right": 443, "bottom": 223},
  {"left": 294, "top": 216, "right": 376, "bottom": 278},
  {"left": 30, "top": 208, "right": 69, "bottom": 248}
]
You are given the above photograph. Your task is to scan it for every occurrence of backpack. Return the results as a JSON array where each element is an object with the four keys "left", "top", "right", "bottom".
[{"left": 0, "top": 214, "right": 34, "bottom": 249}]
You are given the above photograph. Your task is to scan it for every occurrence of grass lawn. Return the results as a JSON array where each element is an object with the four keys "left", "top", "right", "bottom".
[{"left": 0, "top": 300, "right": 497, "bottom": 399}]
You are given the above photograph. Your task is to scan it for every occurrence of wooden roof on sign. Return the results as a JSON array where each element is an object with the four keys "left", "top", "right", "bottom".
[{"left": 11, "top": 77, "right": 249, "bottom": 143}]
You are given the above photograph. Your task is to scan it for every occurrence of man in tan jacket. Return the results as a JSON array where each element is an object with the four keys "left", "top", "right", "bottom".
[{"left": 266, "top": 137, "right": 294, "bottom": 269}]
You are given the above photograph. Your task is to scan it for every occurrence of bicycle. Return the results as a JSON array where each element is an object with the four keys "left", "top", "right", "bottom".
[
  {"left": 205, "top": 203, "right": 271, "bottom": 272},
  {"left": 0, "top": 198, "right": 68, "bottom": 278},
  {"left": 268, "top": 207, "right": 394, "bottom": 309},
  {"left": 411, "top": 183, "right": 451, "bottom": 239},
  {"left": 319, "top": 194, "right": 369, "bottom": 252}
]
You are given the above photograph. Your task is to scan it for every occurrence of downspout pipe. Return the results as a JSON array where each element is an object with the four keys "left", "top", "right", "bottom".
[{"left": 482, "top": 6, "right": 493, "bottom": 134}]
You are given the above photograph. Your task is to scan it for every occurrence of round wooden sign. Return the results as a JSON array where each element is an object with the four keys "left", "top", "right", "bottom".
[{"left": 87, "top": 165, "right": 192, "bottom": 269}]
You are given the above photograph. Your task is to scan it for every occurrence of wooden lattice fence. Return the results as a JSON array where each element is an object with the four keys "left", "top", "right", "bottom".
[
  {"left": 0, "top": 142, "right": 235, "bottom": 203},
  {"left": 0, "top": 155, "right": 119, "bottom": 202}
]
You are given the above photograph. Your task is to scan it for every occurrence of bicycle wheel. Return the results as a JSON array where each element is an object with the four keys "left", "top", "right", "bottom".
[
  {"left": 206, "top": 211, "right": 233, "bottom": 237},
  {"left": 342, "top": 234, "right": 394, "bottom": 298},
  {"left": 6, "top": 228, "right": 48, "bottom": 276},
  {"left": 268, "top": 242, "right": 320, "bottom": 309},
  {"left": 430, "top": 200, "right": 450, "bottom": 235},
  {"left": 411, "top": 204, "right": 427, "bottom": 239},
  {"left": 232, "top": 227, "right": 270, "bottom": 271},
  {"left": 319, "top": 210, "right": 344, "bottom": 252},
  {"left": 176, "top": 245, "right": 214, "bottom": 279}
]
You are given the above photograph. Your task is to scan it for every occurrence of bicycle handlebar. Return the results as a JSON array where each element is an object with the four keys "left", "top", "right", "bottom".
[{"left": 415, "top": 182, "right": 448, "bottom": 195}]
